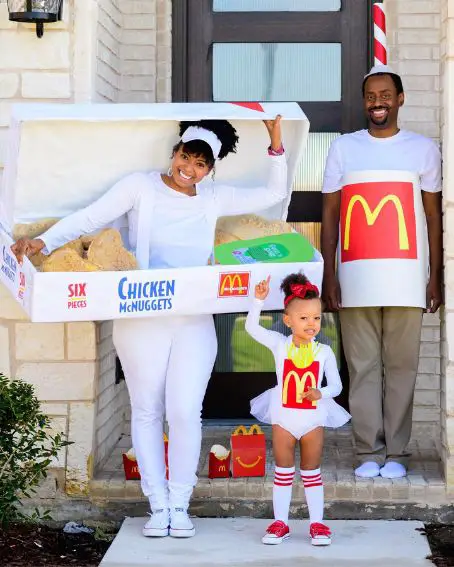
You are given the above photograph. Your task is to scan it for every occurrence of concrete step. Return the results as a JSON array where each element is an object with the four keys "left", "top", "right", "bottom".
[{"left": 100, "top": 518, "right": 433, "bottom": 567}]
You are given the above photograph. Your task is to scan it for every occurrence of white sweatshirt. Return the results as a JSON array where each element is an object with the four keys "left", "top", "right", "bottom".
[
  {"left": 40, "top": 154, "right": 287, "bottom": 270},
  {"left": 245, "top": 298, "right": 342, "bottom": 400}
]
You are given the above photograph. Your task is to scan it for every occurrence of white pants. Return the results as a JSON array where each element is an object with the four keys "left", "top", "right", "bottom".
[{"left": 113, "top": 314, "right": 217, "bottom": 511}]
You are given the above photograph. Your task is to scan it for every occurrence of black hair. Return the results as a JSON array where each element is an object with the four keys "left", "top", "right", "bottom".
[
  {"left": 172, "top": 119, "right": 239, "bottom": 168},
  {"left": 281, "top": 272, "right": 320, "bottom": 308},
  {"left": 362, "top": 72, "right": 404, "bottom": 97}
]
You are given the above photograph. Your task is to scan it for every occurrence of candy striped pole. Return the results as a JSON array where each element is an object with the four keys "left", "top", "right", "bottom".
[{"left": 373, "top": 2, "right": 387, "bottom": 66}]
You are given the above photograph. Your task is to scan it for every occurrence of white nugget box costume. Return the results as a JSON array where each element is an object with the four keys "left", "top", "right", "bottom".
[
  {"left": 0, "top": 102, "right": 323, "bottom": 322},
  {"left": 338, "top": 170, "right": 428, "bottom": 308}
]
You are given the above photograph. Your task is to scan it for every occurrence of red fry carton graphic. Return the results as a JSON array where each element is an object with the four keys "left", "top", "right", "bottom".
[
  {"left": 208, "top": 444, "right": 231, "bottom": 479},
  {"left": 123, "top": 433, "right": 169, "bottom": 480},
  {"left": 230, "top": 424, "right": 266, "bottom": 478}
]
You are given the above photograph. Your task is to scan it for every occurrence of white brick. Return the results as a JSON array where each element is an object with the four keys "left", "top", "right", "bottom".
[
  {"left": 122, "top": 30, "right": 156, "bottom": 45},
  {"left": 416, "top": 373, "right": 441, "bottom": 389},
  {"left": 418, "top": 356, "right": 441, "bottom": 374},
  {"left": 0, "top": 32, "right": 70, "bottom": 70},
  {"left": 400, "top": 61, "right": 440, "bottom": 76},
  {"left": 40, "top": 403, "right": 69, "bottom": 416},
  {"left": 398, "top": 30, "right": 441, "bottom": 44},
  {"left": 414, "top": 389, "right": 441, "bottom": 406},
  {"left": 0, "top": 73, "right": 19, "bottom": 97},
  {"left": 119, "top": 0, "right": 157, "bottom": 14},
  {"left": 22, "top": 73, "right": 71, "bottom": 99},
  {"left": 123, "top": 14, "right": 156, "bottom": 29},
  {"left": 120, "top": 44, "right": 156, "bottom": 61},
  {"left": 398, "top": 1, "right": 443, "bottom": 14},
  {"left": 66, "top": 402, "right": 96, "bottom": 494},
  {"left": 15, "top": 323, "right": 65, "bottom": 361},
  {"left": 0, "top": 323, "right": 10, "bottom": 375},
  {"left": 16, "top": 362, "right": 96, "bottom": 401},
  {"left": 398, "top": 46, "right": 435, "bottom": 60},
  {"left": 399, "top": 14, "right": 440, "bottom": 29},
  {"left": 419, "top": 341, "right": 441, "bottom": 357},
  {"left": 445, "top": 259, "right": 454, "bottom": 309},
  {"left": 413, "top": 406, "right": 441, "bottom": 421},
  {"left": 66, "top": 322, "right": 97, "bottom": 361}
]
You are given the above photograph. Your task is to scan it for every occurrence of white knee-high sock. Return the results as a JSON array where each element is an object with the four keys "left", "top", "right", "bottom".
[
  {"left": 301, "top": 468, "right": 324, "bottom": 524},
  {"left": 273, "top": 466, "right": 295, "bottom": 524}
]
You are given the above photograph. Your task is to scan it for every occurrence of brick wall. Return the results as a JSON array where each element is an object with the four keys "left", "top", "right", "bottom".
[
  {"left": 440, "top": 0, "right": 454, "bottom": 488},
  {"left": 96, "top": 0, "right": 122, "bottom": 102},
  {"left": 386, "top": 0, "right": 442, "bottom": 447},
  {"left": 95, "top": 321, "right": 129, "bottom": 471},
  {"left": 96, "top": 0, "right": 172, "bottom": 104}
]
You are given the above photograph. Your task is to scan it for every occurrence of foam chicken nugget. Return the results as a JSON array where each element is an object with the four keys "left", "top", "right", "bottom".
[
  {"left": 41, "top": 248, "right": 100, "bottom": 273},
  {"left": 86, "top": 228, "right": 138, "bottom": 271},
  {"left": 216, "top": 214, "right": 293, "bottom": 242}
]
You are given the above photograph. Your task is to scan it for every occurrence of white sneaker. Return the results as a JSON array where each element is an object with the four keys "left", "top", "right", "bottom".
[
  {"left": 142, "top": 509, "right": 170, "bottom": 537},
  {"left": 380, "top": 462, "right": 407, "bottom": 479},
  {"left": 354, "top": 461, "right": 380, "bottom": 478},
  {"left": 169, "top": 508, "right": 195, "bottom": 538}
]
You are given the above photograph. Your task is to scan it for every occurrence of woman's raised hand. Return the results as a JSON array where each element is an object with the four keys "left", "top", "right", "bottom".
[
  {"left": 11, "top": 238, "right": 45, "bottom": 265},
  {"left": 263, "top": 115, "right": 282, "bottom": 152},
  {"left": 255, "top": 275, "right": 271, "bottom": 301}
]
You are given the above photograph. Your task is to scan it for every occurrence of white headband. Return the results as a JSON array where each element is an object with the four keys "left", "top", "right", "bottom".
[{"left": 181, "top": 126, "right": 222, "bottom": 160}]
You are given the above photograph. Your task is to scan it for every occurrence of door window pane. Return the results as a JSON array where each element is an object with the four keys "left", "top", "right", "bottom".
[
  {"left": 213, "top": 43, "right": 341, "bottom": 102},
  {"left": 294, "top": 132, "right": 340, "bottom": 192},
  {"left": 214, "top": 0, "right": 340, "bottom": 11}
]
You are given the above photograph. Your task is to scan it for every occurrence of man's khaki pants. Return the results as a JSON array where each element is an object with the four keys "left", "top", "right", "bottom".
[{"left": 339, "top": 307, "right": 423, "bottom": 467}]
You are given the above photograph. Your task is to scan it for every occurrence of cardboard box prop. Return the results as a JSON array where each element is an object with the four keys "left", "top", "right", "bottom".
[
  {"left": 208, "top": 444, "right": 231, "bottom": 479},
  {"left": 0, "top": 102, "right": 323, "bottom": 322},
  {"left": 123, "top": 434, "right": 169, "bottom": 481},
  {"left": 231, "top": 424, "right": 266, "bottom": 478},
  {"left": 338, "top": 170, "right": 427, "bottom": 308}
]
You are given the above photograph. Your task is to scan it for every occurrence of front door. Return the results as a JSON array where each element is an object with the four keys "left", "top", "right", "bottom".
[{"left": 173, "top": 0, "right": 371, "bottom": 418}]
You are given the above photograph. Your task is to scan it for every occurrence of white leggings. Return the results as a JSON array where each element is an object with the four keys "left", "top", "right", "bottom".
[{"left": 113, "top": 314, "right": 217, "bottom": 510}]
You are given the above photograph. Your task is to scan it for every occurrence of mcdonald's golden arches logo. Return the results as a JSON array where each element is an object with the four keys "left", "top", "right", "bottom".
[
  {"left": 218, "top": 272, "right": 250, "bottom": 298},
  {"left": 340, "top": 181, "right": 417, "bottom": 263},
  {"left": 281, "top": 360, "right": 319, "bottom": 410}
]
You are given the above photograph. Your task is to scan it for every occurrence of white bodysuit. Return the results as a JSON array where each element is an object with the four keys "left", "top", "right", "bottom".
[
  {"left": 39, "top": 155, "right": 287, "bottom": 511},
  {"left": 246, "top": 299, "right": 351, "bottom": 440}
]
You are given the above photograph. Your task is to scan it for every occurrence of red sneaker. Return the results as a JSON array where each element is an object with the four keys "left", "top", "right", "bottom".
[
  {"left": 262, "top": 520, "right": 290, "bottom": 545},
  {"left": 310, "top": 522, "right": 332, "bottom": 546}
]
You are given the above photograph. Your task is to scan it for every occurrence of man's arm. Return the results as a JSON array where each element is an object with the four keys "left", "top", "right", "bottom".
[
  {"left": 321, "top": 192, "right": 342, "bottom": 311},
  {"left": 422, "top": 190, "right": 443, "bottom": 313}
]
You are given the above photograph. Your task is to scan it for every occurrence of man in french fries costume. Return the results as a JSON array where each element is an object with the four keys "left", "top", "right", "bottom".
[
  {"left": 321, "top": 65, "right": 442, "bottom": 479},
  {"left": 12, "top": 116, "right": 285, "bottom": 538}
]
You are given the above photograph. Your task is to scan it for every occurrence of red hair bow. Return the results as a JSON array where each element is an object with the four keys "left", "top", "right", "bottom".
[{"left": 284, "top": 282, "right": 319, "bottom": 306}]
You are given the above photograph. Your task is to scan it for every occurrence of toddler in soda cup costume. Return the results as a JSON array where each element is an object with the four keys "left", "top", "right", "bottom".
[
  {"left": 246, "top": 273, "right": 350, "bottom": 546},
  {"left": 12, "top": 116, "right": 285, "bottom": 539}
]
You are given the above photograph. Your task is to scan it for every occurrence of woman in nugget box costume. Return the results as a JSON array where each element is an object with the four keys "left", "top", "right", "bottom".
[
  {"left": 246, "top": 274, "right": 350, "bottom": 546},
  {"left": 12, "top": 116, "right": 285, "bottom": 539}
]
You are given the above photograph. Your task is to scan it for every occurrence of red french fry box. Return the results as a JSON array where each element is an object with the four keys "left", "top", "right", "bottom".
[
  {"left": 208, "top": 445, "right": 231, "bottom": 479},
  {"left": 122, "top": 451, "right": 141, "bottom": 480},
  {"left": 122, "top": 433, "right": 169, "bottom": 481},
  {"left": 164, "top": 433, "right": 169, "bottom": 481},
  {"left": 230, "top": 424, "right": 266, "bottom": 478}
]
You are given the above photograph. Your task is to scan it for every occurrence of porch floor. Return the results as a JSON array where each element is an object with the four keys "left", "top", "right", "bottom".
[{"left": 91, "top": 425, "right": 447, "bottom": 511}]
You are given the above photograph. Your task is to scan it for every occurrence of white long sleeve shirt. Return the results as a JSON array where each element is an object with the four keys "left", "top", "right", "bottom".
[
  {"left": 40, "top": 154, "right": 287, "bottom": 270},
  {"left": 245, "top": 298, "right": 342, "bottom": 400}
]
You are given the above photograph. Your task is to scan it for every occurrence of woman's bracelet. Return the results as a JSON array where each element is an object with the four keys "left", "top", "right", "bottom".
[{"left": 268, "top": 144, "right": 284, "bottom": 156}]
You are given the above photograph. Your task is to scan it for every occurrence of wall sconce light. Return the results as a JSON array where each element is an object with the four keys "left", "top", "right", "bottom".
[{"left": 7, "top": 1, "right": 63, "bottom": 38}]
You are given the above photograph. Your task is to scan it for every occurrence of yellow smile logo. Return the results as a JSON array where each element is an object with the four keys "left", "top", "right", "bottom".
[{"left": 235, "top": 456, "right": 263, "bottom": 469}]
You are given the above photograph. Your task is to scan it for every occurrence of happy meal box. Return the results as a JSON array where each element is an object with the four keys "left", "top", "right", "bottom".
[
  {"left": 208, "top": 444, "right": 231, "bottom": 479},
  {"left": 230, "top": 424, "right": 266, "bottom": 478},
  {"left": 123, "top": 433, "right": 169, "bottom": 481},
  {"left": 0, "top": 101, "right": 324, "bottom": 323}
]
